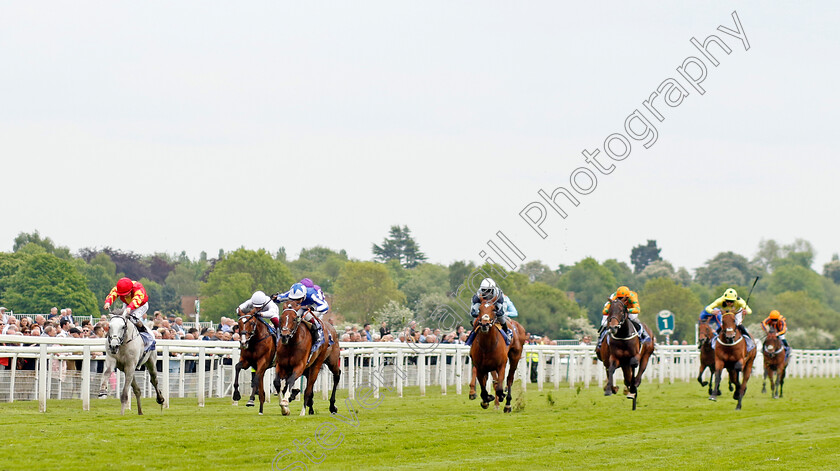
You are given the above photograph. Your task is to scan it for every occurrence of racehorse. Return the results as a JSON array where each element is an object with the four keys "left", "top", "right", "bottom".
[
  {"left": 232, "top": 310, "right": 277, "bottom": 415},
  {"left": 98, "top": 309, "right": 164, "bottom": 415},
  {"left": 597, "top": 298, "right": 654, "bottom": 410},
  {"left": 273, "top": 299, "right": 341, "bottom": 416},
  {"left": 698, "top": 317, "right": 735, "bottom": 397},
  {"left": 468, "top": 296, "right": 528, "bottom": 413},
  {"left": 761, "top": 326, "right": 787, "bottom": 399},
  {"left": 697, "top": 320, "right": 717, "bottom": 396},
  {"left": 711, "top": 312, "right": 757, "bottom": 410}
]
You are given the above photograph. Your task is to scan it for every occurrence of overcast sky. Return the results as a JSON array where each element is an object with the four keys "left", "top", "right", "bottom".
[{"left": 1, "top": 2, "right": 838, "bottom": 274}]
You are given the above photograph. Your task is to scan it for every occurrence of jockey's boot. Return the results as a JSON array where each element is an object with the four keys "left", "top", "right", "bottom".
[
  {"left": 464, "top": 328, "right": 477, "bottom": 346},
  {"left": 782, "top": 338, "right": 791, "bottom": 356},
  {"left": 133, "top": 319, "right": 147, "bottom": 333},
  {"left": 310, "top": 323, "right": 324, "bottom": 353},
  {"left": 630, "top": 319, "right": 644, "bottom": 340},
  {"left": 499, "top": 320, "right": 512, "bottom": 346},
  {"left": 738, "top": 324, "right": 751, "bottom": 339},
  {"left": 271, "top": 317, "right": 281, "bottom": 342}
]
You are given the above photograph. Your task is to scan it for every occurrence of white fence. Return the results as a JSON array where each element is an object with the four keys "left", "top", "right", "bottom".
[{"left": 1, "top": 335, "right": 839, "bottom": 412}]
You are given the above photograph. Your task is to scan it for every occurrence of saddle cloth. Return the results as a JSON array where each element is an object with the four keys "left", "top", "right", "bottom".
[{"left": 139, "top": 332, "right": 156, "bottom": 352}]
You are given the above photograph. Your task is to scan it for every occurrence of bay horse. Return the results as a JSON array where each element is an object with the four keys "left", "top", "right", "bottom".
[
  {"left": 761, "top": 326, "right": 787, "bottom": 399},
  {"left": 469, "top": 296, "right": 527, "bottom": 413},
  {"left": 711, "top": 312, "right": 756, "bottom": 410},
  {"left": 697, "top": 320, "right": 716, "bottom": 396},
  {"left": 99, "top": 310, "right": 164, "bottom": 415},
  {"left": 232, "top": 310, "right": 277, "bottom": 415},
  {"left": 597, "top": 298, "right": 654, "bottom": 410},
  {"left": 273, "top": 299, "right": 341, "bottom": 416}
]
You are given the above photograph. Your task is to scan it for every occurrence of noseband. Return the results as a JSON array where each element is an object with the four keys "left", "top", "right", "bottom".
[
  {"left": 108, "top": 315, "right": 136, "bottom": 352},
  {"left": 239, "top": 314, "right": 270, "bottom": 348},
  {"left": 280, "top": 307, "right": 303, "bottom": 340}
]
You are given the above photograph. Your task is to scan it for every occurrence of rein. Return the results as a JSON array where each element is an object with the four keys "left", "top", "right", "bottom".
[
  {"left": 239, "top": 314, "right": 270, "bottom": 348},
  {"left": 607, "top": 299, "right": 637, "bottom": 340},
  {"left": 109, "top": 315, "right": 138, "bottom": 350}
]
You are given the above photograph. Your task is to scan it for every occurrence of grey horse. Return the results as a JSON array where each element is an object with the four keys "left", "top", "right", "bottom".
[{"left": 98, "top": 308, "right": 164, "bottom": 415}]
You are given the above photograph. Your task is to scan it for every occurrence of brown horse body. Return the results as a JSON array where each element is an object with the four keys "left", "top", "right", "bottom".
[
  {"left": 274, "top": 299, "right": 341, "bottom": 416},
  {"left": 468, "top": 298, "right": 528, "bottom": 413},
  {"left": 697, "top": 321, "right": 717, "bottom": 396},
  {"left": 711, "top": 312, "right": 757, "bottom": 410},
  {"left": 597, "top": 298, "right": 654, "bottom": 410},
  {"left": 761, "top": 327, "right": 787, "bottom": 399},
  {"left": 233, "top": 312, "right": 278, "bottom": 415}
]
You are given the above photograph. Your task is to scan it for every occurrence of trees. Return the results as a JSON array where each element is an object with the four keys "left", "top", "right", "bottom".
[
  {"left": 517, "top": 260, "right": 560, "bottom": 286},
  {"left": 768, "top": 265, "right": 826, "bottom": 302},
  {"left": 556, "top": 258, "right": 617, "bottom": 326},
  {"left": 13, "top": 231, "right": 72, "bottom": 260},
  {"left": 639, "top": 277, "right": 703, "bottom": 342},
  {"left": 694, "top": 251, "right": 754, "bottom": 287},
  {"left": 334, "top": 261, "right": 406, "bottom": 323},
  {"left": 630, "top": 240, "right": 661, "bottom": 274},
  {"left": 508, "top": 281, "right": 585, "bottom": 339},
  {"left": 602, "top": 259, "right": 636, "bottom": 287},
  {"left": 287, "top": 246, "right": 348, "bottom": 293},
  {"left": 372, "top": 225, "right": 427, "bottom": 269},
  {"left": 398, "top": 263, "right": 450, "bottom": 310},
  {"left": 1, "top": 253, "right": 98, "bottom": 316},
  {"left": 823, "top": 254, "right": 840, "bottom": 284},
  {"left": 639, "top": 260, "right": 677, "bottom": 282},
  {"left": 199, "top": 248, "right": 295, "bottom": 322}
]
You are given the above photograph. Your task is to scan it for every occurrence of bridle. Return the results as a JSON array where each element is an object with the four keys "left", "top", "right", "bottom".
[
  {"left": 607, "top": 298, "right": 637, "bottom": 340},
  {"left": 763, "top": 328, "right": 783, "bottom": 356},
  {"left": 107, "top": 315, "right": 137, "bottom": 354},
  {"left": 239, "top": 313, "right": 270, "bottom": 349},
  {"left": 716, "top": 312, "right": 743, "bottom": 346},
  {"left": 279, "top": 303, "right": 304, "bottom": 344}
]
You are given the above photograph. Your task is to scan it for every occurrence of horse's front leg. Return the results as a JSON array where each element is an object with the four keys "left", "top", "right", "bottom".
[
  {"left": 99, "top": 358, "right": 114, "bottom": 398},
  {"left": 232, "top": 359, "right": 247, "bottom": 404},
  {"left": 146, "top": 358, "right": 165, "bottom": 406},
  {"left": 468, "top": 365, "right": 477, "bottom": 400},
  {"left": 255, "top": 359, "right": 269, "bottom": 415},
  {"left": 130, "top": 374, "right": 143, "bottom": 416},
  {"left": 120, "top": 370, "right": 133, "bottom": 415},
  {"left": 604, "top": 359, "right": 618, "bottom": 396},
  {"left": 302, "top": 364, "right": 325, "bottom": 416},
  {"left": 712, "top": 359, "right": 723, "bottom": 400},
  {"left": 477, "top": 371, "right": 493, "bottom": 409},
  {"left": 279, "top": 365, "right": 306, "bottom": 416}
]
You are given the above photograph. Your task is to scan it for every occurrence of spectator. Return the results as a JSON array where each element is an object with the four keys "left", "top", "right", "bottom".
[
  {"left": 68, "top": 327, "right": 82, "bottom": 338},
  {"left": 93, "top": 325, "right": 105, "bottom": 338},
  {"left": 44, "top": 326, "right": 57, "bottom": 337},
  {"left": 64, "top": 308, "right": 74, "bottom": 322},
  {"left": 30, "top": 326, "right": 42, "bottom": 337},
  {"left": 396, "top": 332, "right": 406, "bottom": 343},
  {"left": 201, "top": 327, "right": 218, "bottom": 341},
  {"left": 173, "top": 317, "right": 185, "bottom": 335},
  {"left": 340, "top": 333, "right": 351, "bottom": 343},
  {"left": 580, "top": 335, "right": 592, "bottom": 345},
  {"left": 187, "top": 327, "right": 199, "bottom": 338},
  {"left": 379, "top": 321, "right": 390, "bottom": 338},
  {"left": 419, "top": 327, "right": 431, "bottom": 343},
  {"left": 99, "top": 314, "right": 108, "bottom": 324},
  {"left": 57, "top": 319, "right": 72, "bottom": 337},
  {"left": 35, "top": 315, "right": 46, "bottom": 328},
  {"left": 152, "top": 330, "right": 163, "bottom": 339},
  {"left": 0, "top": 307, "right": 12, "bottom": 325},
  {"left": 48, "top": 307, "right": 58, "bottom": 320},
  {"left": 363, "top": 324, "right": 373, "bottom": 342},
  {"left": 184, "top": 333, "right": 196, "bottom": 340},
  {"left": 351, "top": 332, "right": 362, "bottom": 342}
]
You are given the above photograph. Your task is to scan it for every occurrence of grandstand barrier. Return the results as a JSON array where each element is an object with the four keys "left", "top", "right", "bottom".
[{"left": 1, "top": 335, "right": 838, "bottom": 412}]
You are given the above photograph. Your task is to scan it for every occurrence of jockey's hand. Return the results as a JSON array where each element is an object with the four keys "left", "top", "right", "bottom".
[{"left": 103, "top": 303, "right": 110, "bottom": 311}]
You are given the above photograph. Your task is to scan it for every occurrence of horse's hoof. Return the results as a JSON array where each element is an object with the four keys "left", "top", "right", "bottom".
[
  {"left": 281, "top": 406, "right": 290, "bottom": 416},
  {"left": 480, "top": 402, "right": 489, "bottom": 409},
  {"left": 612, "top": 387, "right": 618, "bottom": 394},
  {"left": 259, "top": 412, "right": 263, "bottom": 416},
  {"left": 468, "top": 393, "right": 477, "bottom": 400},
  {"left": 246, "top": 400, "right": 255, "bottom": 407},
  {"left": 604, "top": 390, "right": 612, "bottom": 397},
  {"left": 709, "top": 396, "right": 716, "bottom": 401},
  {"left": 233, "top": 391, "right": 241, "bottom": 401},
  {"left": 98, "top": 394, "right": 107, "bottom": 399},
  {"left": 626, "top": 393, "right": 636, "bottom": 399},
  {"left": 503, "top": 406, "right": 512, "bottom": 413}
]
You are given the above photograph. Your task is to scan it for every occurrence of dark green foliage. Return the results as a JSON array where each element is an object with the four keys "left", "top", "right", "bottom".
[
  {"left": 630, "top": 240, "right": 661, "bottom": 274},
  {"left": 372, "top": 225, "right": 428, "bottom": 268},
  {"left": 2, "top": 253, "right": 98, "bottom": 316}
]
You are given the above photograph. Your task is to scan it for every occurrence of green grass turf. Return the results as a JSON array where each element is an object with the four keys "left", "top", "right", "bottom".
[{"left": 1, "top": 377, "right": 839, "bottom": 471}]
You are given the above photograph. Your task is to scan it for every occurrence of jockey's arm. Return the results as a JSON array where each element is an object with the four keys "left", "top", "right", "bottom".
[
  {"left": 310, "top": 292, "right": 329, "bottom": 315},
  {"left": 777, "top": 320, "right": 787, "bottom": 335},
  {"left": 705, "top": 296, "right": 724, "bottom": 314},
  {"left": 741, "top": 301, "right": 752, "bottom": 316},
  {"left": 504, "top": 297, "right": 518, "bottom": 317},
  {"left": 627, "top": 293, "right": 640, "bottom": 315},
  {"left": 273, "top": 290, "right": 291, "bottom": 303}
]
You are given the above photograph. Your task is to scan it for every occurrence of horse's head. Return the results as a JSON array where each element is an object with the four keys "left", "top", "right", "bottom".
[
  {"left": 606, "top": 298, "right": 627, "bottom": 335},
  {"left": 238, "top": 312, "right": 258, "bottom": 349},
  {"left": 720, "top": 312, "right": 738, "bottom": 343},
  {"left": 477, "top": 296, "right": 499, "bottom": 333},
  {"left": 107, "top": 315, "right": 127, "bottom": 354},
  {"left": 279, "top": 299, "right": 303, "bottom": 345},
  {"left": 764, "top": 326, "right": 779, "bottom": 352},
  {"left": 698, "top": 321, "right": 714, "bottom": 345}
]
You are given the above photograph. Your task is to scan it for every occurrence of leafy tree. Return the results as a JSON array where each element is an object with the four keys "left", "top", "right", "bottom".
[
  {"left": 517, "top": 260, "right": 560, "bottom": 285},
  {"left": 676, "top": 267, "right": 692, "bottom": 286},
  {"left": 0, "top": 252, "right": 24, "bottom": 297},
  {"left": 1, "top": 253, "right": 98, "bottom": 316},
  {"left": 602, "top": 259, "right": 636, "bottom": 287},
  {"left": 768, "top": 265, "right": 826, "bottom": 302},
  {"left": 199, "top": 248, "right": 295, "bottom": 322},
  {"left": 448, "top": 260, "right": 475, "bottom": 294},
  {"left": 753, "top": 239, "right": 782, "bottom": 273},
  {"left": 556, "top": 257, "right": 617, "bottom": 326},
  {"left": 371, "top": 300, "right": 414, "bottom": 333},
  {"left": 288, "top": 246, "right": 348, "bottom": 293},
  {"left": 823, "top": 254, "right": 840, "bottom": 284},
  {"left": 508, "top": 280, "right": 585, "bottom": 339},
  {"left": 372, "top": 225, "right": 428, "bottom": 268},
  {"left": 639, "top": 277, "right": 703, "bottom": 342},
  {"left": 695, "top": 251, "right": 753, "bottom": 287},
  {"left": 630, "top": 240, "right": 661, "bottom": 274},
  {"left": 138, "top": 277, "right": 180, "bottom": 315},
  {"left": 145, "top": 253, "right": 175, "bottom": 284},
  {"left": 773, "top": 291, "right": 838, "bottom": 334},
  {"left": 13, "top": 231, "right": 72, "bottom": 260},
  {"left": 74, "top": 258, "right": 114, "bottom": 306},
  {"left": 398, "top": 263, "right": 449, "bottom": 309},
  {"left": 639, "top": 260, "right": 677, "bottom": 282},
  {"left": 334, "top": 261, "right": 406, "bottom": 323}
]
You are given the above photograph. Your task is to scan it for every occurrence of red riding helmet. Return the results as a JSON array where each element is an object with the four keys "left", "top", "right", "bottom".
[{"left": 116, "top": 277, "right": 134, "bottom": 296}]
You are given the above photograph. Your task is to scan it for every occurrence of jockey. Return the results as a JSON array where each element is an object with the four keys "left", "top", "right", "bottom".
[
  {"left": 299, "top": 278, "right": 325, "bottom": 299},
  {"left": 466, "top": 278, "right": 516, "bottom": 345},
  {"left": 704, "top": 288, "right": 753, "bottom": 340},
  {"left": 103, "top": 277, "right": 150, "bottom": 333},
  {"left": 597, "top": 286, "right": 644, "bottom": 349},
  {"left": 236, "top": 291, "right": 280, "bottom": 340},
  {"left": 762, "top": 310, "right": 790, "bottom": 352},
  {"left": 274, "top": 282, "right": 329, "bottom": 353},
  {"left": 699, "top": 309, "right": 722, "bottom": 330}
]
